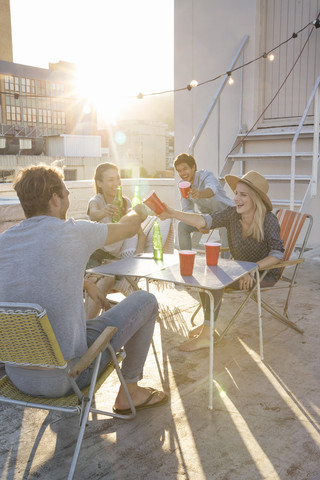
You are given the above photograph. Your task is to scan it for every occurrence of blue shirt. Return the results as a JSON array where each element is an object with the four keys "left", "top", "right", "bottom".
[{"left": 179, "top": 169, "right": 233, "bottom": 214}]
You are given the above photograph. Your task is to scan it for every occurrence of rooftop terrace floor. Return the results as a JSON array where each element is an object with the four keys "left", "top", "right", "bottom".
[{"left": 1, "top": 253, "right": 320, "bottom": 480}]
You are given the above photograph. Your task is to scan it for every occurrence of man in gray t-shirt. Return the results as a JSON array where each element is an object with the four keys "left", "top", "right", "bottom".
[
  {"left": 174, "top": 153, "right": 233, "bottom": 252},
  {"left": 0, "top": 165, "right": 167, "bottom": 414}
]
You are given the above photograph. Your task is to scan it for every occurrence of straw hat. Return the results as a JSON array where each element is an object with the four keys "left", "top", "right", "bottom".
[{"left": 225, "top": 170, "right": 273, "bottom": 211}]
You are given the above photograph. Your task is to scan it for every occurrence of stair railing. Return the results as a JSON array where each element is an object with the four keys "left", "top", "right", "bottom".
[
  {"left": 291, "top": 75, "right": 320, "bottom": 210},
  {"left": 188, "top": 35, "right": 249, "bottom": 158}
]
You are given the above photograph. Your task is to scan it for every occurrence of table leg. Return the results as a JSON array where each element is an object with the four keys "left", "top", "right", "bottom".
[
  {"left": 255, "top": 268, "right": 264, "bottom": 361},
  {"left": 205, "top": 289, "right": 215, "bottom": 411}
]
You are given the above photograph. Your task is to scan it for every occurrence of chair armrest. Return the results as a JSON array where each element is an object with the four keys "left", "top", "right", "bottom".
[
  {"left": 69, "top": 326, "right": 118, "bottom": 378},
  {"left": 260, "top": 257, "right": 305, "bottom": 271}
]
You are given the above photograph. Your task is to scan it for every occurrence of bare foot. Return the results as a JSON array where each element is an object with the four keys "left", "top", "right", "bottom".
[
  {"left": 188, "top": 324, "right": 203, "bottom": 338},
  {"left": 114, "top": 385, "right": 167, "bottom": 411}
]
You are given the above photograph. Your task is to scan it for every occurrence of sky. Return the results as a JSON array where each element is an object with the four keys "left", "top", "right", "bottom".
[{"left": 9, "top": 0, "right": 174, "bottom": 121}]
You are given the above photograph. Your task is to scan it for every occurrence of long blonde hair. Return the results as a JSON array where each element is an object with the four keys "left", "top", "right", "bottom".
[{"left": 242, "top": 182, "right": 267, "bottom": 242}]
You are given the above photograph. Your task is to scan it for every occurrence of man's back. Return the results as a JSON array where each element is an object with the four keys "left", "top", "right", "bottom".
[{"left": 0, "top": 216, "right": 108, "bottom": 395}]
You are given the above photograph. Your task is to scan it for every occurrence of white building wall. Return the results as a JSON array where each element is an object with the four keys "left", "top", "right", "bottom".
[{"left": 174, "top": 0, "right": 261, "bottom": 173}]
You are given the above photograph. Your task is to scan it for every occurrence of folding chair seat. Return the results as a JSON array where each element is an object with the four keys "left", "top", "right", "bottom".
[
  {"left": 191, "top": 209, "right": 313, "bottom": 341},
  {"left": 0, "top": 302, "right": 136, "bottom": 480}
]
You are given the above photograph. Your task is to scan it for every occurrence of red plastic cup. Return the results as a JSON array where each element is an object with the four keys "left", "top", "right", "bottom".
[
  {"left": 205, "top": 242, "right": 220, "bottom": 266},
  {"left": 143, "top": 190, "right": 165, "bottom": 214},
  {"left": 179, "top": 250, "right": 196, "bottom": 276},
  {"left": 179, "top": 181, "right": 191, "bottom": 199}
]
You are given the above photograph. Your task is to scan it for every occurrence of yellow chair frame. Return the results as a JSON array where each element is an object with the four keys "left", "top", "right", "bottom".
[{"left": 0, "top": 302, "right": 136, "bottom": 480}]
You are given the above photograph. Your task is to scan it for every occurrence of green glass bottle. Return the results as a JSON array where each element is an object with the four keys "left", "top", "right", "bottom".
[
  {"left": 131, "top": 185, "right": 142, "bottom": 208},
  {"left": 152, "top": 221, "right": 163, "bottom": 261},
  {"left": 112, "top": 185, "right": 123, "bottom": 223}
]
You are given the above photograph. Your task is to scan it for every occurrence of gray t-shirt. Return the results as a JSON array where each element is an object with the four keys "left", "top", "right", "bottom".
[{"left": 0, "top": 215, "right": 108, "bottom": 396}]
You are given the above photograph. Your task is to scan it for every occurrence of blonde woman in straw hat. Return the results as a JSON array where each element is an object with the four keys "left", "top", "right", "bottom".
[{"left": 158, "top": 171, "right": 284, "bottom": 352}]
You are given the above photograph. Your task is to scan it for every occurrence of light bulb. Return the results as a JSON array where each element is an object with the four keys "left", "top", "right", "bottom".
[
  {"left": 187, "top": 79, "right": 198, "bottom": 90},
  {"left": 228, "top": 74, "right": 234, "bottom": 85},
  {"left": 267, "top": 53, "right": 275, "bottom": 61}
]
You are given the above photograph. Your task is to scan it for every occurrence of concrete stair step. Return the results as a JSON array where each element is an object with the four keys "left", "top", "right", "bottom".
[
  {"left": 229, "top": 152, "right": 313, "bottom": 160},
  {"left": 264, "top": 175, "right": 311, "bottom": 181},
  {"left": 237, "top": 126, "right": 315, "bottom": 139}
]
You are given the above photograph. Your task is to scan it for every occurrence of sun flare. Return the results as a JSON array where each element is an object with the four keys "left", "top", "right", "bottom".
[{"left": 74, "top": 64, "right": 137, "bottom": 126}]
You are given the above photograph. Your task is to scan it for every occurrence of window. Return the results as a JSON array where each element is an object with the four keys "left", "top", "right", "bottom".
[
  {"left": 64, "top": 169, "right": 77, "bottom": 181},
  {"left": 19, "top": 139, "right": 32, "bottom": 150}
]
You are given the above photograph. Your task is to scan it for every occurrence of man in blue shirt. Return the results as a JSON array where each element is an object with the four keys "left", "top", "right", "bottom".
[{"left": 174, "top": 153, "right": 233, "bottom": 251}]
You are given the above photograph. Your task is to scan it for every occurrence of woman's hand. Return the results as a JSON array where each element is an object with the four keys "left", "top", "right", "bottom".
[
  {"left": 239, "top": 273, "right": 254, "bottom": 290},
  {"left": 84, "top": 279, "right": 111, "bottom": 311}
]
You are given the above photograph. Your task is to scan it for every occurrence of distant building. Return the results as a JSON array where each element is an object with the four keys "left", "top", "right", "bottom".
[
  {"left": 0, "top": 0, "right": 173, "bottom": 181},
  {"left": 109, "top": 120, "right": 170, "bottom": 177}
]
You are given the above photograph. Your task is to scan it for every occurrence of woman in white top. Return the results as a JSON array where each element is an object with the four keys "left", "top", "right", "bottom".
[
  {"left": 87, "top": 162, "right": 145, "bottom": 259},
  {"left": 86, "top": 162, "right": 146, "bottom": 318}
]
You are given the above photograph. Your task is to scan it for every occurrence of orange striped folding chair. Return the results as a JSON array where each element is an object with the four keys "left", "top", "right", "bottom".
[{"left": 214, "top": 209, "right": 313, "bottom": 341}]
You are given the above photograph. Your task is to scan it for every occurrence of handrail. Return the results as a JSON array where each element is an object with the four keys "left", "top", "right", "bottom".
[
  {"left": 188, "top": 35, "right": 249, "bottom": 156},
  {"left": 290, "top": 75, "right": 320, "bottom": 210}
]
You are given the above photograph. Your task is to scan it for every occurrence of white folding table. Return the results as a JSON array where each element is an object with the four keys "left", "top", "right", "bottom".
[{"left": 88, "top": 254, "right": 262, "bottom": 410}]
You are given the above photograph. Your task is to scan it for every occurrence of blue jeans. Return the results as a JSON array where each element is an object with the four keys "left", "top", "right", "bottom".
[
  {"left": 76, "top": 290, "right": 158, "bottom": 388},
  {"left": 178, "top": 221, "right": 229, "bottom": 258}
]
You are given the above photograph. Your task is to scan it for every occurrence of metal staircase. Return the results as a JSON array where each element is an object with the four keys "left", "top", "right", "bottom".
[
  {"left": 220, "top": 75, "right": 320, "bottom": 213},
  {"left": 188, "top": 38, "right": 320, "bottom": 247},
  {"left": 220, "top": 126, "right": 317, "bottom": 211}
]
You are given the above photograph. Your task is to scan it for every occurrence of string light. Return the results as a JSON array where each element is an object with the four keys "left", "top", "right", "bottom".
[
  {"left": 136, "top": 16, "right": 317, "bottom": 98},
  {"left": 263, "top": 52, "right": 275, "bottom": 61},
  {"left": 0, "top": 16, "right": 318, "bottom": 103},
  {"left": 187, "top": 80, "right": 198, "bottom": 90},
  {"left": 227, "top": 72, "right": 234, "bottom": 85}
]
